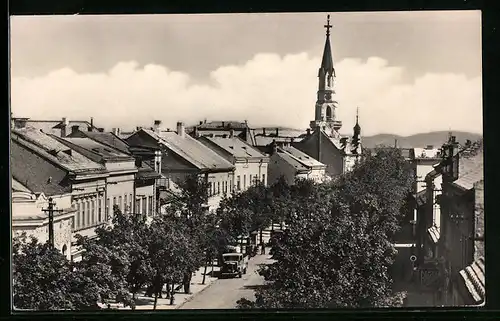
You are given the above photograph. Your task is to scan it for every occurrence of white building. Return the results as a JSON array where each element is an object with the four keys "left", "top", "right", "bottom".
[
  {"left": 197, "top": 132, "right": 269, "bottom": 191},
  {"left": 12, "top": 179, "right": 76, "bottom": 260},
  {"left": 267, "top": 143, "right": 327, "bottom": 185}
]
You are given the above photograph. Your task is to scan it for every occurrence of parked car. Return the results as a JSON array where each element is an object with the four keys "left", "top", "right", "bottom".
[{"left": 220, "top": 253, "right": 248, "bottom": 279}]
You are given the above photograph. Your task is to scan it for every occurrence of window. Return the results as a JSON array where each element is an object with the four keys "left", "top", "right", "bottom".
[
  {"left": 129, "top": 194, "right": 133, "bottom": 213},
  {"left": 236, "top": 176, "right": 241, "bottom": 190},
  {"left": 254, "top": 175, "right": 259, "bottom": 186},
  {"left": 218, "top": 182, "right": 220, "bottom": 195},
  {"left": 243, "top": 175, "right": 246, "bottom": 189},
  {"left": 262, "top": 174, "right": 266, "bottom": 185},
  {"left": 113, "top": 197, "right": 117, "bottom": 213},
  {"left": 118, "top": 196, "right": 122, "bottom": 213},
  {"left": 106, "top": 198, "right": 110, "bottom": 221},
  {"left": 124, "top": 194, "right": 128, "bottom": 213},
  {"left": 62, "top": 244, "right": 67, "bottom": 256},
  {"left": 230, "top": 179, "right": 233, "bottom": 192},
  {"left": 82, "top": 202, "right": 86, "bottom": 227},
  {"left": 149, "top": 196, "right": 153, "bottom": 215},
  {"left": 136, "top": 198, "right": 141, "bottom": 214},
  {"left": 142, "top": 197, "right": 147, "bottom": 215},
  {"left": 98, "top": 199, "right": 102, "bottom": 222},
  {"left": 91, "top": 200, "right": 95, "bottom": 225},
  {"left": 76, "top": 203, "right": 81, "bottom": 229}
]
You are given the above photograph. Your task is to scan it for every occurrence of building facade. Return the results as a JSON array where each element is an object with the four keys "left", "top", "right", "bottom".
[
  {"left": 126, "top": 121, "right": 235, "bottom": 212},
  {"left": 12, "top": 179, "right": 76, "bottom": 260},
  {"left": 11, "top": 127, "right": 109, "bottom": 261},
  {"left": 266, "top": 142, "right": 327, "bottom": 185},
  {"left": 197, "top": 133, "right": 269, "bottom": 191}
]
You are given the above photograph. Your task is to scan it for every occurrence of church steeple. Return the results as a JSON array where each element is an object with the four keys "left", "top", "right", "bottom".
[
  {"left": 351, "top": 107, "right": 362, "bottom": 155},
  {"left": 310, "top": 14, "right": 342, "bottom": 137},
  {"left": 319, "top": 15, "right": 335, "bottom": 79}
]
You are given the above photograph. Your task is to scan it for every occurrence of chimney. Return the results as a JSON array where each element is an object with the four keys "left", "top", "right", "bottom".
[
  {"left": 71, "top": 125, "right": 80, "bottom": 135},
  {"left": 112, "top": 128, "right": 119, "bottom": 135},
  {"left": 153, "top": 120, "right": 162, "bottom": 133},
  {"left": 229, "top": 129, "right": 235, "bottom": 138},
  {"left": 193, "top": 126, "right": 199, "bottom": 138},
  {"left": 98, "top": 128, "right": 104, "bottom": 132},
  {"left": 306, "top": 128, "right": 311, "bottom": 136},
  {"left": 136, "top": 126, "right": 142, "bottom": 131},
  {"left": 60, "top": 117, "right": 69, "bottom": 137},
  {"left": 204, "top": 119, "right": 207, "bottom": 124},
  {"left": 275, "top": 128, "right": 279, "bottom": 137},
  {"left": 199, "top": 121, "right": 203, "bottom": 125},
  {"left": 222, "top": 121, "right": 225, "bottom": 128},
  {"left": 177, "top": 122, "right": 185, "bottom": 137},
  {"left": 90, "top": 117, "right": 94, "bottom": 127}
]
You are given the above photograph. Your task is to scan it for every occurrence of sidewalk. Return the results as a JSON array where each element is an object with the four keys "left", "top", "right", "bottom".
[{"left": 105, "top": 264, "right": 221, "bottom": 310}]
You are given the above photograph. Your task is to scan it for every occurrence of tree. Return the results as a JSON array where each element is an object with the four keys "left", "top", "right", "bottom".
[
  {"left": 12, "top": 234, "right": 101, "bottom": 310},
  {"left": 238, "top": 147, "right": 414, "bottom": 308}
]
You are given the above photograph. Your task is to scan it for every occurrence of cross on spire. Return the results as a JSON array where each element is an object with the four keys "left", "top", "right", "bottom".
[
  {"left": 324, "top": 14, "right": 332, "bottom": 36},
  {"left": 356, "top": 107, "right": 359, "bottom": 123}
]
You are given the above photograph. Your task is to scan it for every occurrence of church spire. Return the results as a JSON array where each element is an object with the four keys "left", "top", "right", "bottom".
[
  {"left": 351, "top": 107, "right": 361, "bottom": 154},
  {"left": 319, "top": 15, "right": 335, "bottom": 78}
]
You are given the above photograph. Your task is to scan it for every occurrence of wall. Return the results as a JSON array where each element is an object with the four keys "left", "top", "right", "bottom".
[
  {"left": 135, "top": 183, "right": 155, "bottom": 217},
  {"left": 473, "top": 180, "right": 484, "bottom": 260},
  {"left": 416, "top": 159, "right": 441, "bottom": 192},
  {"left": 319, "top": 133, "right": 345, "bottom": 177},
  {"left": 268, "top": 153, "right": 297, "bottom": 185},
  {"left": 71, "top": 178, "right": 107, "bottom": 233},
  {"left": 233, "top": 160, "right": 269, "bottom": 191},
  {"left": 307, "top": 167, "right": 326, "bottom": 183},
  {"left": 12, "top": 193, "right": 75, "bottom": 260},
  {"left": 206, "top": 171, "right": 235, "bottom": 210},
  {"left": 106, "top": 173, "right": 135, "bottom": 217}
]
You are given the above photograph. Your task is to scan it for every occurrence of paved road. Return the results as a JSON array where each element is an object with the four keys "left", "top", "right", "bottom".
[{"left": 179, "top": 252, "right": 274, "bottom": 309}]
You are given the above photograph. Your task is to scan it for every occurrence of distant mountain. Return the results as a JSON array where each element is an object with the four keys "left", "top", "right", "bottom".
[{"left": 361, "top": 131, "right": 482, "bottom": 149}]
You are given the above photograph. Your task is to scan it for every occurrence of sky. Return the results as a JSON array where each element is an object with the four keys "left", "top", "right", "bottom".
[{"left": 10, "top": 11, "right": 482, "bottom": 136}]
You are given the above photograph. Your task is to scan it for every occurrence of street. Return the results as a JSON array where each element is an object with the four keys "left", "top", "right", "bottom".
[{"left": 179, "top": 251, "right": 274, "bottom": 309}]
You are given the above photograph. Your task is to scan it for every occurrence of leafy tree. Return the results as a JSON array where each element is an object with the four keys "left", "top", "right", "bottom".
[
  {"left": 12, "top": 234, "right": 101, "bottom": 310},
  {"left": 238, "top": 147, "right": 413, "bottom": 309}
]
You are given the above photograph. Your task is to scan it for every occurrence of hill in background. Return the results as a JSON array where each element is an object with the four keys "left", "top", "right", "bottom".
[{"left": 360, "top": 131, "right": 482, "bottom": 149}]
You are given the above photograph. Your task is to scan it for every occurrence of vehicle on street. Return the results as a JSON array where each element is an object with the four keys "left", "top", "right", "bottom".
[{"left": 219, "top": 253, "right": 248, "bottom": 278}]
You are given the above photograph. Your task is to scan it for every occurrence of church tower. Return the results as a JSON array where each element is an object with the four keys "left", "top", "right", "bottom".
[
  {"left": 351, "top": 107, "right": 362, "bottom": 154},
  {"left": 309, "top": 15, "right": 342, "bottom": 138}
]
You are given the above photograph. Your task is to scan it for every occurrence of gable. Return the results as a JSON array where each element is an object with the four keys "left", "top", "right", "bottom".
[{"left": 126, "top": 130, "right": 161, "bottom": 149}]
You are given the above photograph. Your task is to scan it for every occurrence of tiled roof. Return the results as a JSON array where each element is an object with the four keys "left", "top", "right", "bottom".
[
  {"left": 200, "top": 136, "right": 267, "bottom": 159},
  {"left": 11, "top": 127, "right": 105, "bottom": 173},
  {"left": 56, "top": 137, "right": 133, "bottom": 160},
  {"left": 453, "top": 147, "right": 483, "bottom": 190},
  {"left": 73, "top": 131, "right": 131, "bottom": 155},
  {"left": 16, "top": 120, "right": 95, "bottom": 136},
  {"left": 459, "top": 257, "right": 485, "bottom": 305},
  {"left": 142, "top": 129, "right": 234, "bottom": 171},
  {"left": 11, "top": 139, "right": 71, "bottom": 196},
  {"left": 280, "top": 146, "right": 324, "bottom": 168},
  {"left": 12, "top": 178, "right": 32, "bottom": 193},
  {"left": 276, "top": 146, "right": 325, "bottom": 172}
]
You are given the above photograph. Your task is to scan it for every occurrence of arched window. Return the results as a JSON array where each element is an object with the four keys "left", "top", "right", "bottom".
[
  {"left": 62, "top": 244, "right": 67, "bottom": 256},
  {"left": 326, "top": 106, "right": 332, "bottom": 120}
]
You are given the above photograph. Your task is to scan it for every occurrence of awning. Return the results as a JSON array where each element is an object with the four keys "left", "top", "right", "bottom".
[{"left": 458, "top": 257, "right": 485, "bottom": 305}]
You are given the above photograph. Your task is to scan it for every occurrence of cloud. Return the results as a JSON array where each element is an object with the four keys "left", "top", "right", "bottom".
[{"left": 10, "top": 53, "right": 482, "bottom": 136}]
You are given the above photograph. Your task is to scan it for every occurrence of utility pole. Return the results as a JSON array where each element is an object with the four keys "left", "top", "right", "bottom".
[{"left": 42, "top": 198, "right": 64, "bottom": 248}]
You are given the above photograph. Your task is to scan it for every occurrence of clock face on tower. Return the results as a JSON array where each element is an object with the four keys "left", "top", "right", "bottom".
[{"left": 324, "top": 92, "right": 332, "bottom": 100}]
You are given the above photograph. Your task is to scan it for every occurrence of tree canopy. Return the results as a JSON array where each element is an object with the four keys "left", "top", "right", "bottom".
[{"left": 238, "top": 147, "right": 414, "bottom": 309}]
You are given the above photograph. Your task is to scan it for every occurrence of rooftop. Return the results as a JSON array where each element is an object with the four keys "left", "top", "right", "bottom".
[
  {"left": 70, "top": 131, "right": 131, "bottom": 155},
  {"left": 193, "top": 120, "right": 249, "bottom": 130},
  {"left": 12, "top": 178, "right": 32, "bottom": 193},
  {"left": 11, "top": 127, "right": 105, "bottom": 173},
  {"left": 142, "top": 129, "right": 234, "bottom": 171},
  {"left": 276, "top": 146, "right": 325, "bottom": 172},
  {"left": 201, "top": 136, "right": 267, "bottom": 159},
  {"left": 453, "top": 146, "right": 483, "bottom": 190},
  {"left": 56, "top": 137, "right": 133, "bottom": 160}
]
